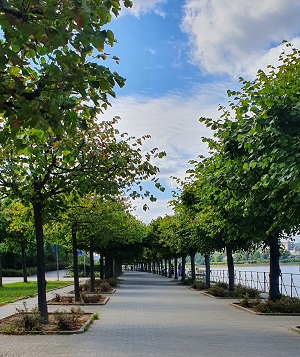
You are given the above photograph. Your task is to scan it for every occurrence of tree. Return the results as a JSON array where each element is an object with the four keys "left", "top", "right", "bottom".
[
  {"left": 0, "top": 0, "right": 133, "bottom": 138},
  {"left": 198, "top": 43, "right": 300, "bottom": 300},
  {"left": 0, "top": 118, "right": 164, "bottom": 321},
  {"left": 0, "top": 0, "right": 135, "bottom": 321},
  {"left": 1, "top": 199, "right": 35, "bottom": 283}
]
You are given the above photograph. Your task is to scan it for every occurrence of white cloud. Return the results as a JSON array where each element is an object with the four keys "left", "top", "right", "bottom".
[
  {"left": 147, "top": 48, "right": 157, "bottom": 55},
  {"left": 101, "top": 82, "right": 230, "bottom": 220},
  {"left": 131, "top": 198, "right": 173, "bottom": 224},
  {"left": 104, "top": 82, "right": 229, "bottom": 166},
  {"left": 181, "top": 0, "right": 300, "bottom": 77},
  {"left": 243, "top": 37, "right": 300, "bottom": 78},
  {"left": 121, "top": 0, "right": 167, "bottom": 17}
]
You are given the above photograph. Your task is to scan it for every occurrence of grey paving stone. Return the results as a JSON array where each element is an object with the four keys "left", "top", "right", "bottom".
[{"left": 0, "top": 271, "right": 300, "bottom": 356}]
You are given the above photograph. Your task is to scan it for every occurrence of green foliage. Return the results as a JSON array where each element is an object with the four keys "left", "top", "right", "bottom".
[
  {"left": 0, "top": 281, "right": 72, "bottom": 304},
  {"left": 2, "top": 267, "right": 37, "bottom": 277},
  {"left": 234, "top": 284, "right": 260, "bottom": 299},
  {"left": 207, "top": 282, "right": 259, "bottom": 298},
  {"left": 81, "top": 293, "right": 101, "bottom": 304},
  {"left": 212, "top": 252, "right": 224, "bottom": 263},
  {"left": 214, "top": 282, "right": 228, "bottom": 289},
  {"left": 0, "top": 0, "right": 133, "bottom": 138},
  {"left": 53, "top": 307, "right": 84, "bottom": 331},
  {"left": 79, "top": 279, "right": 115, "bottom": 292},
  {"left": 206, "top": 285, "right": 228, "bottom": 297},
  {"left": 255, "top": 296, "right": 300, "bottom": 313},
  {"left": 15, "top": 303, "right": 42, "bottom": 332},
  {"left": 178, "top": 43, "right": 300, "bottom": 300},
  {"left": 239, "top": 294, "right": 260, "bottom": 308},
  {"left": 106, "top": 278, "right": 119, "bottom": 287},
  {"left": 97, "top": 281, "right": 110, "bottom": 292},
  {"left": 181, "top": 277, "right": 194, "bottom": 286},
  {"left": 192, "top": 281, "right": 208, "bottom": 290},
  {"left": 0, "top": 0, "right": 166, "bottom": 322}
]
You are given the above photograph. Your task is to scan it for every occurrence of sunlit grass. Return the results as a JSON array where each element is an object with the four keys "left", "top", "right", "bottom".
[{"left": 0, "top": 281, "right": 73, "bottom": 305}]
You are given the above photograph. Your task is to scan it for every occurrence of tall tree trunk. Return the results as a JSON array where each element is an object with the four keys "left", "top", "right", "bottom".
[
  {"left": 115, "top": 260, "right": 122, "bottom": 277},
  {"left": 0, "top": 252, "right": 2, "bottom": 287},
  {"left": 205, "top": 254, "right": 211, "bottom": 288},
  {"left": 113, "top": 259, "right": 117, "bottom": 278},
  {"left": 268, "top": 232, "right": 281, "bottom": 301},
  {"left": 21, "top": 243, "right": 28, "bottom": 283},
  {"left": 160, "top": 260, "right": 164, "bottom": 275},
  {"left": 72, "top": 224, "right": 80, "bottom": 302},
  {"left": 164, "top": 259, "right": 168, "bottom": 277},
  {"left": 104, "top": 253, "right": 110, "bottom": 278},
  {"left": 110, "top": 258, "right": 114, "bottom": 278},
  {"left": 100, "top": 254, "right": 104, "bottom": 280},
  {"left": 168, "top": 258, "right": 172, "bottom": 278},
  {"left": 181, "top": 255, "right": 186, "bottom": 282},
  {"left": 156, "top": 261, "right": 159, "bottom": 275},
  {"left": 174, "top": 257, "right": 178, "bottom": 280},
  {"left": 33, "top": 201, "right": 48, "bottom": 323},
  {"left": 90, "top": 240, "right": 95, "bottom": 292},
  {"left": 106, "top": 251, "right": 114, "bottom": 278},
  {"left": 190, "top": 252, "right": 196, "bottom": 282},
  {"left": 226, "top": 246, "right": 234, "bottom": 291}
]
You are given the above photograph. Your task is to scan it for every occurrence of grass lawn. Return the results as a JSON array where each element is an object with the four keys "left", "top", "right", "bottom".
[{"left": 0, "top": 281, "right": 73, "bottom": 305}]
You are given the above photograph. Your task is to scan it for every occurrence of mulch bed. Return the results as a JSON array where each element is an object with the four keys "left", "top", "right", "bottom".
[
  {"left": 69, "top": 288, "right": 116, "bottom": 294},
  {"left": 201, "top": 291, "right": 239, "bottom": 299},
  {"left": 0, "top": 313, "right": 95, "bottom": 335},
  {"left": 48, "top": 295, "right": 109, "bottom": 305},
  {"left": 230, "top": 302, "right": 300, "bottom": 315}
]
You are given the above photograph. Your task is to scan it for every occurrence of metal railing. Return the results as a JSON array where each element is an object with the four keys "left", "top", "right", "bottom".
[{"left": 195, "top": 269, "right": 300, "bottom": 298}]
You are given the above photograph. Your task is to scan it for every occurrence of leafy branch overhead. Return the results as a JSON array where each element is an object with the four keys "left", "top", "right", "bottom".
[{"left": 0, "top": 0, "right": 132, "bottom": 139}]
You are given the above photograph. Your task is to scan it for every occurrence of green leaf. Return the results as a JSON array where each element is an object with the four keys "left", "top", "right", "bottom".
[{"left": 106, "top": 30, "right": 115, "bottom": 46}]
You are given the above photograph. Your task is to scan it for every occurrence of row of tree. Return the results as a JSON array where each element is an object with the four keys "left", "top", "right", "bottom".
[
  {"left": 141, "top": 44, "right": 300, "bottom": 301},
  {"left": 0, "top": 0, "right": 165, "bottom": 323}
]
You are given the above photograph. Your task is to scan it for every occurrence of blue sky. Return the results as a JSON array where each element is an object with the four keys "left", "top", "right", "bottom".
[{"left": 102, "top": 0, "right": 300, "bottom": 223}]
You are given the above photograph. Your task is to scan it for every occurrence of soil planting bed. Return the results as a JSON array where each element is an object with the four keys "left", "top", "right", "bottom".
[
  {"left": 48, "top": 295, "right": 109, "bottom": 305},
  {"left": 0, "top": 312, "right": 95, "bottom": 335},
  {"left": 231, "top": 302, "right": 300, "bottom": 315}
]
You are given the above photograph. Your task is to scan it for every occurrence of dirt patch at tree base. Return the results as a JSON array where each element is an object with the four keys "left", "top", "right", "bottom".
[
  {"left": 48, "top": 295, "right": 109, "bottom": 305},
  {"left": 0, "top": 312, "right": 96, "bottom": 335},
  {"left": 230, "top": 302, "right": 300, "bottom": 315},
  {"left": 69, "top": 288, "right": 116, "bottom": 294},
  {"left": 201, "top": 292, "right": 238, "bottom": 299}
]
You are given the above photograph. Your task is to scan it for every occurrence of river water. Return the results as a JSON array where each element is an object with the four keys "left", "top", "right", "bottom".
[{"left": 206, "top": 264, "right": 300, "bottom": 297}]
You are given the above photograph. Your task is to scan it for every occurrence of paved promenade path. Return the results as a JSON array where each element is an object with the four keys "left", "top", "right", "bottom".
[{"left": 0, "top": 271, "right": 300, "bottom": 356}]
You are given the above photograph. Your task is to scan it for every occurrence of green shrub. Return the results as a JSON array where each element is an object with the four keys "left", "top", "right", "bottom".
[
  {"left": 214, "top": 281, "right": 228, "bottom": 289},
  {"left": 206, "top": 282, "right": 260, "bottom": 299},
  {"left": 2, "top": 268, "right": 37, "bottom": 277},
  {"left": 53, "top": 307, "right": 84, "bottom": 330},
  {"left": 107, "top": 278, "right": 119, "bottom": 287},
  {"left": 81, "top": 294, "right": 101, "bottom": 303},
  {"left": 192, "top": 281, "right": 208, "bottom": 290},
  {"left": 98, "top": 282, "right": 110, "bottom": 292},
  {"left": 206, "top": 285, "right": 230, "bottom": 297},
  {"left": 15, "top": 302, "right": 42, "bottom": 332},
  {"left": 234, "top": 284, "right": 260, "bottom": 298},
  {"left": 255, "top": 296, "right": 300, "bottom": 313},
  {"left": 181, "top": 277, "right": 194, "bottom": 285},
  {"left": 79, "top": 280, "right": 91, "bottom": 291},
  {"left": 239, "top": 294, "right": 260, "bottom": 308}
]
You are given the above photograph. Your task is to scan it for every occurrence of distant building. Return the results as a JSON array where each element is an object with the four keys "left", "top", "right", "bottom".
[{"left": 282, "top": 240, "right": 295, "bottom": 251}]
